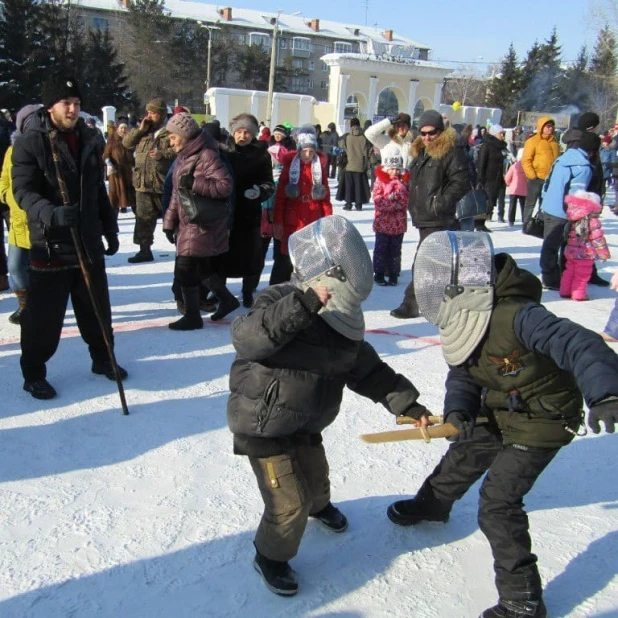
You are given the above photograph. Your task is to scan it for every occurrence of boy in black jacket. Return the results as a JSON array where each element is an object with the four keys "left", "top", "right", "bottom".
[
  {"left": 387, "top": 231, "right": 618, "bottom": 618},
  {"left": 227, "top": 215, "right": 429, "bottom": 596}
]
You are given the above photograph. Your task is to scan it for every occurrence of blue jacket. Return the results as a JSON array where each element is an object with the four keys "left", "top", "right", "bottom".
[
  {"left": 600, "top": 147, "right": 616, "bottom": 180},
  {"left": 540, "top": 148, "right": 592, "bottom": 220}
]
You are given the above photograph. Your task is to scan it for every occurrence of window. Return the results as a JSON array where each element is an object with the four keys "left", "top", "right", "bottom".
[
  {"left": 308, "top": 61, "right": 315, "bottom": 71},
  {"left": 292, "top": 58, "right": 304, "bottom": 69},
  {"left": 334, "top": 41, "right": 353, "bottom": 54},
  {"left": 320, "top": 80, "right": 328, "bottom": 89},
  {"left": 307, "top": 78, "right": 314, "bottom": 89},
  {"left": 249, "top": 32, "right": 270, "bottom": 48},
  {"left": 92, "top": 17, "right": 108, "bottom": 30},
  {"left": 235, "top": 33, "right": 247, "bottom": 45},
  {"left": 292, "top": 37, "right": 311, "bottom": 52},
  {"left": 323, "top": 46, "right": 332, "bottom": 55},
  {"left": 280, "top": 38, "right": 287, "bottom": 49},
  {"left": 321, "top": 61, "right": 329, "bottom": 72}
]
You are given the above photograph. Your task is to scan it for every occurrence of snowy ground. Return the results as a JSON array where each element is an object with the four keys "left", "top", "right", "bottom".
[{"left": 1, "top": 183, "right": 617, "bottom": 618}]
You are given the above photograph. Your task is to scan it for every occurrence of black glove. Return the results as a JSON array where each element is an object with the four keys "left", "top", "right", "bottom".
[
  {"left": 164, "top": 229, "right": 176, "bottom": 245},
  {"left": 444, "top": 410, "right": 474, "bottom": 442},
  {"left": 587, "top": 400, "right": 618, "bottom": 434},
  {"left": 402, "top": 401, "right": 431, "bottom": 421},
  {"left": 51, "top": 203, "right": 79, "bottom": 227},
  {"left": 104, "top": 234, "right": 119, "bottom": 256}
]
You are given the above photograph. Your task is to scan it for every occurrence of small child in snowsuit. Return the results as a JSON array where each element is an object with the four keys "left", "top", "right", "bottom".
[
  {"left": 227, "top": 215, "right": 429, "bottom": 597},
  {"left": 560, "top": 190, "right": 610, "bottom": 301},
  {"left": 371, "top": 145, "right": 409, "bottom": 286}
]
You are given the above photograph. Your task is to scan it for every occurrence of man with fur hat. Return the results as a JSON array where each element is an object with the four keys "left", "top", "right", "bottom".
[
  {"left": 365, "top": 112, "right": 416, "bottom": 169},
  {"left": 227, "top": 214, "right": 430, "bottom": 597},
  {"left": 122, "top": 97, "right": 175, "bottom": 263},
  {"left": 11, "top": 74, "right": 125, "bottom": 400},
  {"left": 390, "top": 109, "right": 470, "bottom": 319}
]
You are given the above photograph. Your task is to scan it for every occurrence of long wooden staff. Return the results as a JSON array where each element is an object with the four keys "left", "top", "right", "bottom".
[{"left": 48, "top": 128, "right": 129, "bottom": 415}]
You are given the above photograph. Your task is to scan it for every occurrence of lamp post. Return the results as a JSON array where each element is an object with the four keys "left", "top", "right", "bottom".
[{"left": 198, "top": 22, "right": 220, "bottom": 114}]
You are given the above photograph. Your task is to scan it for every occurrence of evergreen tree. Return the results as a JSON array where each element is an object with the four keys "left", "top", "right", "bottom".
[
  {"left": 486, "top": 44, "right": 522, "bottom": 124},
  {"left": 236, "top": 43, "right": 272, "bottom": 90},
  {"left": 557, "top": 46, "right": 592, "bottom": 112},
  {"left": 589, "top": 25, "right": 618, "bottom": 128}
]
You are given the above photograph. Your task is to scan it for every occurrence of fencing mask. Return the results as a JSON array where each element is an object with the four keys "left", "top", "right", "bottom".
[
  {"left": 288, "top": 215, "right": 373, "bottom": 340},
  {"left": 414, "top": 231, "right": 495, "bottom": 365}
]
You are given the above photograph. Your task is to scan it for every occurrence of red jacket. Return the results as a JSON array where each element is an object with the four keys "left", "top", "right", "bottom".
[
  {"left": 372, "top": 166, "right": 409, "bottom": 236},
  {"left": 274, "top": 150, "right": 332, "bottom": 254}
]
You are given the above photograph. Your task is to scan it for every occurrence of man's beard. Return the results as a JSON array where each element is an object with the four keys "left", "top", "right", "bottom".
[{"left": 50, "top": 109, "right": 78, "bottom": 132}]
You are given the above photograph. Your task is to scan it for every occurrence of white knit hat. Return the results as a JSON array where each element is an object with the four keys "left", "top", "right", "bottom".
[{"left": 381, "top": 142, "right": 404, "bottom": 171}]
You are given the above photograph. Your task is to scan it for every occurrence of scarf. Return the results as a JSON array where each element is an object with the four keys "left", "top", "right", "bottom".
[{"left": 285, "top": 153, "right": 327, "bottom": 200}]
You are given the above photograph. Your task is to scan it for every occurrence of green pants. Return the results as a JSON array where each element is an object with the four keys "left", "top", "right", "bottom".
[
  {"left": 249, "top": 443, "right": 331, "bottom": 562},
  {"left": 133, "top": 192, "right": 162, "bottom": 247}
]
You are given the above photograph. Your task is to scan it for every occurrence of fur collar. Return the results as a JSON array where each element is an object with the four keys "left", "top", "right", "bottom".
[{"left": 410, "top": 127, "right": 458, "bottom": 161}]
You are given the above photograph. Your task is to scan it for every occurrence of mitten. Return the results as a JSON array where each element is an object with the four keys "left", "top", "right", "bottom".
[
  {"left": 51, "top": 203, "right": 79, "bottom": 227},
  {"left": 402, "top": 401, "right": 431, "bottom": 421},
  {"left": 164, "top": 229, "right": 176, "bottom": 245},
  {"left": 104, "top": 234, "right": 119, "bottom": 256},
  {"left": 244, "top": 184, "right": 261, "bottom": 200},
  {"left": 444, "top": 410, "right": 474, "bottom": 442},
  {"left": 587, "top": 399, "right": 618, "bottom": 434}
]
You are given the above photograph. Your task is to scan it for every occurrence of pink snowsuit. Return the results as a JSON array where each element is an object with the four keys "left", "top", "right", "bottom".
[{"left": 560, "top": 195, "right": 610, "bottom": 301}]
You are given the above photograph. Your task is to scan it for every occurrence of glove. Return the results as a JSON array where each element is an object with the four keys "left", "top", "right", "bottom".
[
  {"left": 401, "top": 401, "right": 431, "bottom": 421},
  {"left": 587, "top": 400, "right": 618, "bottom": 434},
  {"left": 104, "top": 234, "right": 119, "bottom": 256},
  {"left": 244, "top": 184, "right": 261, "bottom": 200},
  {"left": 164, "top": 229, "right": 176, "bottom": 245},
  {"left": 51, "top": 203, "right": 79, "bottom": 227},
  {"left": 444, "top": 410, "right": 474, "bottom": 442}
]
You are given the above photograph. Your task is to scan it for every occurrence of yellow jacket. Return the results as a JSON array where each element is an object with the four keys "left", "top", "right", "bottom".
[
  {"left": 521, "top": 116, "right": 560, "bottom": 180},
  {"left": 0, "top": 146, "right": 30, "bottom": 248}
]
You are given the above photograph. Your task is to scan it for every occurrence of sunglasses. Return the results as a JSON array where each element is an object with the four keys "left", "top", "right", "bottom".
[{"left": 420, "top": 128, "right": 440, "bottom": 137}]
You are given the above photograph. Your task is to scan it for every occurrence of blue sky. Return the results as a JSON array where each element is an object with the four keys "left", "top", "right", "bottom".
[{"left": 205, "top": 0, "right": 608, "bottom": 74}]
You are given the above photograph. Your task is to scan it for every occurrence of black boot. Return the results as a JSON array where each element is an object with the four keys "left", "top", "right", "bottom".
[
  {"left": 480, "top": 599, "right": 547, "bottom": 618},
  {"left": 310, "top": 502, "right": 348, "bottom": 532},
  {"left": 9, "top": 288, "right": 27, "bottom": 324},
  {"left": 23, "top": 378, "right": 57, "bottom": 400},
  {"left": 92, "top": 360, "right": 128, "bottom": 381},
  {"left": 374, "top": 273, "right": 386, "bottom": 286},
  {"left": 204, "top": 275, "right": 240, "bottom": 321},
  {"left": 387, "top": 483, "right": 452, "bottom": 526},
  {"left": 253, "top": 550, "right": 298, "bottom": 596},
  {"left": 169, "top": 286, "right": 203, "bottom": 330},
  {"left": 388, "top": 275, "right": 398, "bottom": 286},
  {"left": 390, "top": 301, "right": 420, "bottom": 319},
  {"left": 128, "top": 244, "right": 154, "bottom": 263}
]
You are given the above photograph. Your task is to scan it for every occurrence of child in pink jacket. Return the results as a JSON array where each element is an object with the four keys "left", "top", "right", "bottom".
[
  {"left": 561, "top": 190, "right": 610, "bottom": 301},
  {"left": 371, "top": 146, "right": 409, "bottom": 286},
  {"left": 504, "top": 148, "right": 528, "bottom": 226}
]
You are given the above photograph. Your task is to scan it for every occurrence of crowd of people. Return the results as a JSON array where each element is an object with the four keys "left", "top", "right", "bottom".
[{"left": 1, "top": 73, "right": 618, "bottom": 618}]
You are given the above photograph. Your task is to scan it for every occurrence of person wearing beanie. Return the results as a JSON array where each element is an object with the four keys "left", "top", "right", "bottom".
[
  {"left": 11, "top": 75, "right": 125, "bottom": 400},
  {"left": 271, "top": 125, "right": 332, "bottom": 284},
  {"left": 390, "top": 108, "right": 469, "bottom": 319},
  {"left": 220, "top": 113, "right": 274, "bottom": 308},
  {"left": 335, "top": 117, "right": 372, "bottom": 210},
  {"left": 371, "top": 142, "right": 409, "bottom": 286},
  {"left": 522, "top": 116, "right": 559, "bottom": 225},
  {"left": 162, "top": 112, "right": 238, "bottom": 329},
  {"left": 578, "top": 112, "right": 600, "bottom": 133},
  {"left": 477, "top": 124, "right": 507, "bottom": 226},
  {"left": 122, "top": 97, "right": 175, "bottom": 263},
  {"left": 538, "top": 124, "right": 597, "bottom": 290},
  {"left": 270, "top": 124, "right": 296, "bottom": 151}
]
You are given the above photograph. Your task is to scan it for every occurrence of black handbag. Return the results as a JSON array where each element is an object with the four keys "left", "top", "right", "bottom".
[
  {"left": 523, "top": 207, "right": 544, "bottom": 238},
  {"left": 177, "top": 156, "right": 231, "bottom": 225},
  {"left": 455, "top": 187, "right": 488, "bottom": 220}
]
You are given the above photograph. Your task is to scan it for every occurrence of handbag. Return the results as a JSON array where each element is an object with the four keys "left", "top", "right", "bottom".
[
  {"left": 177, "top": 156, "right": 231, "bottom": 225},
  {"left": 523, "top": 207, "right": 544, "bottom": 238},
  {"left": 455, "top": 186, "right": 488, "bottom": 221}
]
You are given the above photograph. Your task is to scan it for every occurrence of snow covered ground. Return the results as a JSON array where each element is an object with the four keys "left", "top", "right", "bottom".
[{"left": 1, "top": 184, "right": 617, "bottom": 618}]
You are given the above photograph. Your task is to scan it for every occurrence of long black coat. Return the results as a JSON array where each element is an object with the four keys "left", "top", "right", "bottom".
[
  {"left": 477, "top": 133, "right": 507, "bottom": 190},
  {"left": 221, "top": 139, "right": 274, "bottom": 278},
  {"left": 12, "top": 110, "right": 117, "bottom": 265}
]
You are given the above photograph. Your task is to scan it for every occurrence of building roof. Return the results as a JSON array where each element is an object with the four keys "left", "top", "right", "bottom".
[{"left": 72, "top": 0, "right": 432, "bottom": 51}]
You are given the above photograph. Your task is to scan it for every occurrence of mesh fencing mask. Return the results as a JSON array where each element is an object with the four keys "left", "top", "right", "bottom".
[
  {"left": 288, "top": 215, "right": 373, "bottom": 340},
  {"left": 414, "top": 231, "right": 495, "bottom": 365}
]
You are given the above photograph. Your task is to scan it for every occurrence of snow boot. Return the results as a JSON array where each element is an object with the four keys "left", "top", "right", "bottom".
[
  {"left": 310, "top": 502, "right": 348, "bottom": 532},
  {"left": 253, "top": 550, "right": 298, "bottom": 596},
  {"left": 390, "top": 300, "right": 420, "bottom": 319},
  {"left": 128, "top": 244, "right": 154, "bottom": 263},
  {"left": 204, "top": 275, "right": 240, "bottom": 321},
  {"left": 374, "top": 273, "right": 387, "bottom": 286},
  {"left": 91, "top": 360, "right": 128, "bottom": 381},
  {"left": 480, "top": 599, "right": 547, "bottom": 618},
  {"left": 388, "top": 275, "right": 398, "bottom": 286},
  {"left": 169, "top": 286, "right": 203, "bottom": 330},
  {"left": 23, "top": 378, "right": 57, "bottom": 400},
  {"left": 9, "top": 288, "right": 27, "bottom": 324},
  {"left": 387, "top": 487, "right": 452, "bottom": 526}
]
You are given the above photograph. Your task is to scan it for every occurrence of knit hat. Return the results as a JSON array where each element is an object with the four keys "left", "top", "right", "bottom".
[
  {"left": 230, "top": 113, "right": 259, "bottom": 137},
  {"left": 273, "top": 124, "right": 290, "bottom": 138},
  {"left": 173, "top": 105, "right": 189, "bottom": 115},
  {"left": 166, "top": 112, "right": 200, "bottom": 140},
  {"left": 146, "top": 98, "right": 167, "bottom": 116},
  {"left": 489, "top": 124, "right": 504, "bottom": 137},
  {"left": 42, "top": 75, "right": 83, "bottom": 109},
  {"left": 579, "top": 131, "right": 601, "bottom": 152},
  {"left": 392, "top": 112, "right": 411, "bottom": 127},
  {"left": 381, "top": 142, "right": 403, "bottom": 171},
  {"left": 578, "top": 112, "right": 600, "bottom": 131},
  {"left": 296, "top": 125, "right": 317, "bottom": 150},
  {"left": 417, "top": 109, "right": 444, "bottom": 131}
]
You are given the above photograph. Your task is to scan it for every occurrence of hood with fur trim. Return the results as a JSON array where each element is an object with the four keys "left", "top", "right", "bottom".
[
  {"left": 410, "top": 127, "right": 458, "bottom": 160},
  {"left": 375, "top": 165, "right": 410, "bottom": 184}
]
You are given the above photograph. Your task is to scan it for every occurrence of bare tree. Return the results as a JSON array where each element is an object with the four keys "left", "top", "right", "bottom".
[{"left": 443, "top": 66, "right": 486, "bottom": 107}]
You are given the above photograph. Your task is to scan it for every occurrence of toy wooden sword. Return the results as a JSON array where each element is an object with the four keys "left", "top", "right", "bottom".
[{"left": 360, "top": 415, "right": 459, "bottom": 444}]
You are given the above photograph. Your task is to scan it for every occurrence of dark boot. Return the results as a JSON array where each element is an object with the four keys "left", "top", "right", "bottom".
[
  {"left": 310, "top": 502, "right": 348, "bottom": 532},
  {"left": 374, "top": 273, "right": 386, "bottom": 286},
  {"left": 128, "top": 244, "right": 154, "bottom": 263},
  {"left": 23, "top": 379, "right": 57, "bottom": 400},
  {"left": 391, "top": 282, "right": 420, "bottom": 319},
  {"left": 480, "top": 599, "right": 547, "bottom": 618},
  {"left": 0, "top": 274, "right": 8, "bottom": 291},
  {"left": 9, "top": 288, "right": 27, "bottom": 324},
  {"left": 253, "top": 549, "right": 298, "bottom": 596},
  {"left": 387, "top": 481, "right": 452, "bottom": 526},
  {"left": 388, "top": 275, "right": 398, "bottom": 286},
  {"left": 169, "top": 287, "right": 203, "bottom": 330},
  {"left": 205, "top": 275, "right": 240, "bottom": 321},
  {"left": 91, "top": 360, "right": 128, "bottom": 381},
  {"left": 589, "top": 264, "right": 610, "bottom": 287},
  {"left": 242, "top": 275, "right": 259, "bottom": 308},
  {"left": 485, "top": 566, "right": 546, "bottom": 618}
]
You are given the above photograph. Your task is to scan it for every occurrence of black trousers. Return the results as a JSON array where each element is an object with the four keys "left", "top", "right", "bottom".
[
  {"left": 20, "top": 262, "right": 114, "bottom": 382},
  {"left": 0, "top": 213, "right": 7, "bottom": 276},
  {"left": 327, "top": 154, "right": 337, "bottom": 179},
  {"left": 269, "top": 239, "right": 293, "bottom": 285},
  {"left": 540, "top": 212, "right": 568, "bottom": 288},
  {"left": 174, "top": 255, "right": 216, "bottom": 288},
  {"left": 508, "top": 195, "right": 525, "bottom": 225},
  {"left": 523, "top": 178, "right": 544, "bottom": 222},
  {"left": 420, "top": 423, "right": 559, "bottom": 599}
]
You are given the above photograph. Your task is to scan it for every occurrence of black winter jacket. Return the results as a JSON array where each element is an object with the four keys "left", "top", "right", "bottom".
[
  {"left": 12, "top": 111, "right": 117, "bottom": 265},
  {"left": 227, "top": 284, "right": 421, "bottom": 456},
  {"left": 408, "top": 128, "right": 470, "bottom": 228},
  {"left": 477, "top": 133, "right": 507, "bottom": 189}
]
